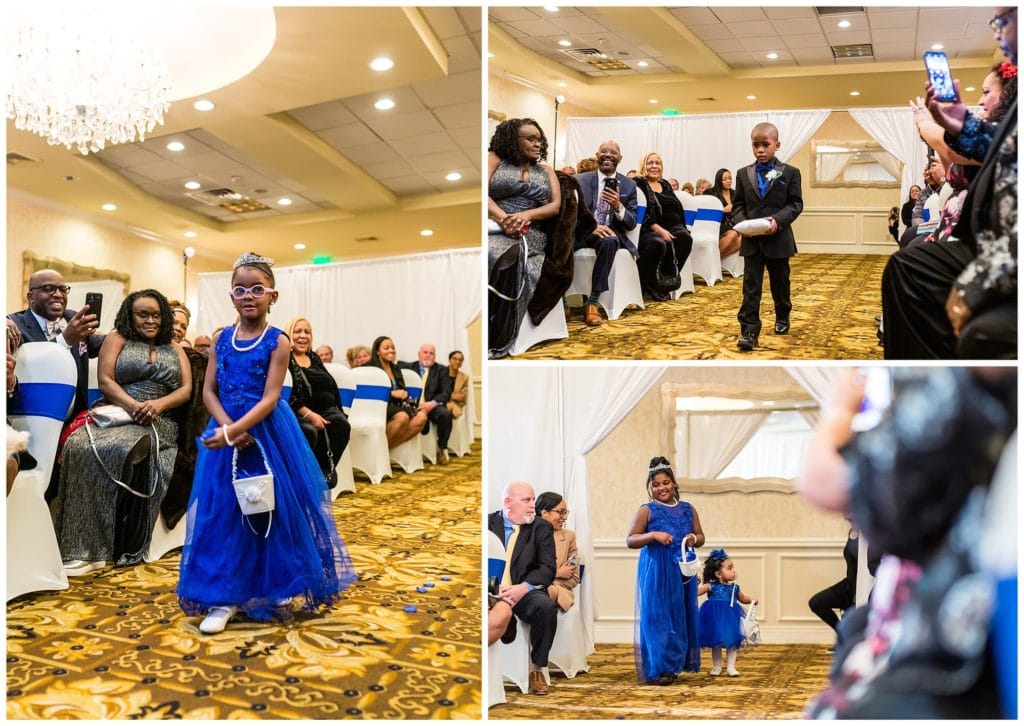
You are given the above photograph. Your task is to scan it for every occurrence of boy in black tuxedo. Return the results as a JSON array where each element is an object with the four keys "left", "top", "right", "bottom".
[{"left": 731, "top": 122, "right": 804, "bottom": 351}]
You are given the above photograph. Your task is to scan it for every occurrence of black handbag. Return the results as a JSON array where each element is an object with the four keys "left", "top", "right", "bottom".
[{"left": 653, "top": 241, "right": 681, "bottom": 293}]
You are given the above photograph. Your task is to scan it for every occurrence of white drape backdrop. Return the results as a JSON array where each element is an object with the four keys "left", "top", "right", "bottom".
[
  {"left": 196, "top": 248, "right": 481, "bottom": 435},
  {"left": 564, "top": 109, "right": 830, "bottom": 182},
  {"left": 848, "top": 107, "right": 929, "bottom": 224},
  {"left": 817, "top": 152, "right": 856, "bottom": 182},
  {"left": 785, "top": 366, "right": 839, "bottom": 427},
  {"left": 488, "top": 365, "right": 666, "bottom": 646},
  {"left": 675, "top": 410, "right": 771, "bottom": 480}
]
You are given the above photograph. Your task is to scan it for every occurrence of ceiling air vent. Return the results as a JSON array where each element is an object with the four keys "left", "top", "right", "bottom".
[
  {"left": 355, "top": 235, "right": 380, "bottom": 242},
  {"left": 816, "top": 6, "right": 865, "bottom": 16},
  {"left": 186, "top": 188, "right": 272, "bottom": 213},
  {"left": 6, "top": 152, "right": 39, "bottom": 166},
  {"left": 560, "top": 48, "right": 609, "bottom": 62},
  {"left": 832, "top": 43, "right": 874, "bottom": 60},
  {"left": 697, "top": 97, "right": 717, "bottom": 102}
]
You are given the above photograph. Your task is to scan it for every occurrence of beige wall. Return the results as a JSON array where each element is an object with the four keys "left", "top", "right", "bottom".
[
  {"left": 585, "top": 366, "right": 850, "bottom": 643},
  {"left": 7, "top": 192, "right": 224, "bottom": 340}
]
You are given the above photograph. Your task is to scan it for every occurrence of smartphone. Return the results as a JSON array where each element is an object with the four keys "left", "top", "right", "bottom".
[
  {"left": 924, "top": 51, "right": 957, "bottom": 103},
  {"left": 84, "top": 292, "right": 103, "bottom": 325},
  {"left": 851, "top": 367, "right": 893, "bottom": 432},
  {"left": 604, "top": 177, "right": 619, "bottom": 192}
]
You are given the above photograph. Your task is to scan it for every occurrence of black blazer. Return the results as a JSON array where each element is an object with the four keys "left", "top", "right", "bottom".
[
  {"left": 487, "top": 510, "right": 556, "bottom": 589},
  {"left": 575, "top": 170, "right": 639, "bottom": 254},
  {"left": 8, "top": 308, "right": 104, "bottom": 416},
  {"left": 399, "top": 361, "right": 453, "bottom": 405},
  {"left": 732, "top": 160, "right": 803, "bottom": 259}
]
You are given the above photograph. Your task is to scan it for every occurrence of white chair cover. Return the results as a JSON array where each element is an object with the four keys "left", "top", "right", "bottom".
[
  {"left": 487, "top": 531, "right": 507, "bottom": 706},
  {"left": 722, "top": 252, "right": 744, "bottom": 278},
  {"left": 391, "top": 369, "right": 424, "bottom": 473},
  {"left": 691, "top": 194, "right": 725, "bottom": 286},
  {"left": 324, "top": 363, "right": 357, "bottom": 496},
  {"left": 671, "top": 191, "right": 700, "bottom": 299},
  {"left": 510, "top": 304, "right": 568, "bottom": 356},
  {"left": 566, "top": 188, "right": 646, "bottom": 321},
  {"left": 347, "top": 366, "right": 393, "bottom": 484},
  {"left": 146, "top": 515, "right": 187, "bottom": 563},
  {"left": 678, "top": 189, "right": 698, "bottom": 232},
  {"left": 448, "top": 380, "right": 473, "bottom": 457},
  {"left": 7, "top": 342, "right": 76, "bottom": 599}
]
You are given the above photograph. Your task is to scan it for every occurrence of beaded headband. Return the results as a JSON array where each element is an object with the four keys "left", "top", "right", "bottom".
[{"left": 233, "top": 252, "right": 275, "bottom": 270}]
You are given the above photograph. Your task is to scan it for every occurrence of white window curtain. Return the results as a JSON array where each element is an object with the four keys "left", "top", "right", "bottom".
[
  {"left": 716, "top": 425, "right": 813, "bottom": 480},
  {"left": 487, "top": 365, "right": 667, "bottom": 648},
  {"left": 565, "top": 109, "right": 830, "bottom": 189},
  {"left": 844, "top": 162, "right": 891, "bottom": 182},
  {"left": 848, "top": 107, "right": 929, "bottom": 221},
  {"left": 196, "top": 248, "right": 481, "bottom": 417},
  {"left": 785, "top": 366, "right": 839, "bottom": 427},
  {"left": 675, "top": 410, "right": 770, "bottom": 480},
  {"left": 817, "top": 152, "right": 856, "bottom": 182},
  {"left": 870, "top": 151, "right": 903, "bottom": 180}
]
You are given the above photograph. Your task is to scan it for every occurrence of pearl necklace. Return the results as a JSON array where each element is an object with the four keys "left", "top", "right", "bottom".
[{"left": 231, "top": 322, "right": 270, "bottom": 352}]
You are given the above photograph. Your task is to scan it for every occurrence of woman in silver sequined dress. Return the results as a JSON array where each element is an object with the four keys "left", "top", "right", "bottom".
[
  {"left": 53, "top": 290, "right": 191, "bottom": 573},
  {"left": 487, "top": 118, "right": 561, "bottom": 358}
]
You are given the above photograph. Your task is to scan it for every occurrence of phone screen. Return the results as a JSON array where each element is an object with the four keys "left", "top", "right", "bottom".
[
  {"left": 924, "top": 51, "right": 957, "bottom": 102},
  {"left": 851, "top": 367, "right": 893, "bottom": 432}
]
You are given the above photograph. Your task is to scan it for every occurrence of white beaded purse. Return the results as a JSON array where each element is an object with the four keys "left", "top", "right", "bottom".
[{"left": 231, "top": 436, "right": 275, "bottom": 537}]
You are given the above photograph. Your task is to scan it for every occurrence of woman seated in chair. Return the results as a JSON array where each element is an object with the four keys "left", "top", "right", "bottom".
[
  {"left": 346, "top": 344, "right": 371, "bottom": 368},
  {"left": 487, "top": 118, "right": 561, "bottom": 359},
  {"left": 53, "top": 290, "right": 191, "bottom": 574},
  {"left": 367, "top": 336, "right": 426, "bottom": 447},
  {"left": 287, "top": 317, "right": 351, "bottom": 489},
  {"left": 536, "top": 491, "right": 580, "bottom": 613},
  {"left": 634, "top": 152, "right": 693, "bottom": 301},
  {"left": 708, "top": 168, "right": 742, "bottom": 259},
  {"left": 445, "top": 350, "right": 469, "bottom": 419}
]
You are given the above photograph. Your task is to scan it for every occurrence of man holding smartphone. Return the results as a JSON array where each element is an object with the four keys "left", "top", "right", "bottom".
[{"left": 572, "top": 140, "right": 639, "bottom": 326}]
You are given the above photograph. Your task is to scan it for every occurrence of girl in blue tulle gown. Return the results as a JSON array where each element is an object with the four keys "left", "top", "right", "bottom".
[
  {"left": 178, "top": 252, "right": 357, "bottom": 634},
  {"left": 698, "top": 548, "right": 757, "bottom": 676},
  {"left": 627, "top": 456, "right": 705, "bottom": 684}
]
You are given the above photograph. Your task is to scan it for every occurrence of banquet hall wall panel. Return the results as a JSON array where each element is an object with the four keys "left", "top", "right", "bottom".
[{"left": 585, "top": 367, "right": 848, "bottom": 644}]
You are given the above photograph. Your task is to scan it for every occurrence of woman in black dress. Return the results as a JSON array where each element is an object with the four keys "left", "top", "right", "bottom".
[
  {"left": 634, "top": 152, "right": 693, "bottom": 301},
  {"left": 286, "top": 317, "right": 350, "bottom": 488},
  {"left": 708, "top": 168, "right": 742, "bottom": 259},
  {"left": 367, "top": 335, "right": 426, "bottom": 446}
]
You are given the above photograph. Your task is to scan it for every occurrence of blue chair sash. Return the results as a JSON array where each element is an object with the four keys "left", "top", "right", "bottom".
[
  {"left": 406, "top": 386, "right": 422, "bottom": 403},
  {"left": 9, "top": 381, "right": 76, "bottom": 420},
  {"left": 356, "top": 384, "right": 391, "bottom": 402},
  {"left": 87, "top": 388, "right": 102, "bottom": 406},
  {"left": 684, "top": 209, "right": 696, "bottom": 227},
  {"left": 636, "top": 205, "right": 646, "bottom": 224},
  {"left": 695, "top": 208, "right": 724, "bottom": 223},
  {"left": 340, "top": 388, "right": 355, "bottom": 408},
  {"left": 488, "top": 557, "right": 505, "bottom": 582}
]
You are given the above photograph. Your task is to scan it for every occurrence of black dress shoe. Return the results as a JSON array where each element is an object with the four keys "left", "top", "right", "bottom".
[
  {"left": 737, "top": 333, "right": 758, "bottom": 351},
  {"left": 774, "top": 320, "right": 790, "bottom": 335}
]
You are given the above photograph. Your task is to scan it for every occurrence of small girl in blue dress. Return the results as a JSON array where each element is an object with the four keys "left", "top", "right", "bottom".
[
  {"left": 178, "top": 252, "right": 357, "bottom": 634},
  {"left": 698, "top": 548, "right": 756, "bottom": 676}
]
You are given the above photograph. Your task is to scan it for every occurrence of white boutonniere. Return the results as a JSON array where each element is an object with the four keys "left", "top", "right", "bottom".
[{"left": 765, "top": 169, "right": 783, "bottom": 182}]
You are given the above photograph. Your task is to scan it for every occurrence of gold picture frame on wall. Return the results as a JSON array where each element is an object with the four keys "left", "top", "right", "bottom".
[
  {"left": 810, "top": 139, "right": 902, "bottom": 189},
  {"left": 21, "top": 252, "right": 130, "bottom": 301}
]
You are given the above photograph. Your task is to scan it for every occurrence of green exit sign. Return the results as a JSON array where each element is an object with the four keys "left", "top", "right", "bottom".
[{"left": 312, "top": 255, "right": 333, "bottom": 264}]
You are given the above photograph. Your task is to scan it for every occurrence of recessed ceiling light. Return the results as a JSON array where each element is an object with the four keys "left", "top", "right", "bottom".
[
  {"left": 638, "top": 61, "right": 649, "bottom": 68},
  {"left": 277, "top": 197, "right": 293, "bottom": 206},
  {"left": 850, "top": 90, "right": 861, "bottom": 96},
  {"left": 557, "top": 82, "right": 567, "bottom": 88},
  {"left": 931, "top": 43, "right": 944, "bottom": 50},
  {"left": 965, "top": 86, "right": 976, "bottom": 92},
  {"left": 445, "top": 171, "right": 462, "bottom": 181},
  {"left": 101, "top": 203, "right": 117, "bottom": 211},
  {"left": 184, "top": 180, "right": 201, "bottom": 190},
  {"left": 558, "top": 39, "right": 572, "bottom": 47},
  {"left": 544, "top": 5, "right": 559, "bottom": 11},
  {"left": 747, "top": 95, "right": 757, "bottom": 100},
  {"left": 370, "top": 56, "right": 394, "bottom": 72},
  {"left": 193, "top": 99, "right": 215, "bottom": 112},
  {"left": 184, "top": 231, "right": 198, "bottom": 238},
  {"left": 766, "top": 52, "right": 779, "bottom": 60},
  {"left": 293, "top": 243, "right": 306, "bottom": 250},
  {"left": 420, "top": 229, "right": 434, "bottom": 237},
  {"left": 837, "top": 19, "right": 851, "bottom": 28},
  {"left": 374, "top": 98, "right": 395, "bottom": 111},
  {"left": 649, "top": 98, "right": 658, "bottom": 104},
  {"left": 166, "top": 141, "right": 185, "bottom": 152}
]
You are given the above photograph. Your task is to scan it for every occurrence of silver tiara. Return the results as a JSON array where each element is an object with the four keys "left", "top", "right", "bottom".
[
  {"left": 233, "top": 252, "right": 275, "bottom": 270},
  {"left": 648, "top": 462, "right": 672, "bottom": 474}
]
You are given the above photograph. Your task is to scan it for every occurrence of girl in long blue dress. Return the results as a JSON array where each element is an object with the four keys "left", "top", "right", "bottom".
[
  {"left": 178, "top": 252, "right": 357, "bottom": 634},
  {"left": 698, "top": 548, "right": 757, "bottom": 676},
  {"left": 627, "top": 456, "right": 705, "bottom": 684}
]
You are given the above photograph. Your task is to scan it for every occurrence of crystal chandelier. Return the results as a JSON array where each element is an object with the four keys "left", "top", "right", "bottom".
[{"left": 6, "top": 10, "right": 172, "bottom": 155}]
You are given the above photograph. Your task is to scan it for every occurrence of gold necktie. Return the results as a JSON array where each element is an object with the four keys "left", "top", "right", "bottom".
[
  {"left": 501, "top": 524, "right": 520, "bottom": 587},
  {"left": 421, "top": 366, "right": 429, "bottom": 396}
]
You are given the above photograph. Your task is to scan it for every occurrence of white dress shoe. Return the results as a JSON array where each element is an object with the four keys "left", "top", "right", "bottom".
[
  {"left": 709, "top": 666, "right": 722, "bottom": 676},
  {"left": 727, "top": 668, "right": 741, "bottom": 677},
  {"left": 64, "top": 560, "right": 108, "bottom": 576},
  {"left": 199, "top": 606, "right": 238, "bottom": 634}
]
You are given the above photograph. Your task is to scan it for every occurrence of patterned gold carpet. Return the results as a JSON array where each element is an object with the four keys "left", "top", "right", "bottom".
[
  {"left": 7, "top": 447, "right": 482, "bottom": 720},
  {"left": 490, "top": 643, "right": 832, "bottom": 720},
  {"left": 514, "top": 253, "right": 885, "bottom": 360}
]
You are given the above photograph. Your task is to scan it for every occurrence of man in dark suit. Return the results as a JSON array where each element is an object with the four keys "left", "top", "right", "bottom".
[
  {"left": 8, "top": 269, "right": 103, "bottom": 415},
  {"left": 731, "top": 122, "right": 804, "bottom": 351},
  {"left": 572, "top": 140, "right": 639, "bottom": 326},
  {"left": 488, "top": 481, "right": 557, "bottom": 695},
  {"left": 400, "top": 343, "right": 453, "bottom": 465}
]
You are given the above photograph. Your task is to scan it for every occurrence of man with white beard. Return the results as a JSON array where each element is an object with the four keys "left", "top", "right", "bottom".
[{"left": 487, "top": 481, "right": 558, "bottom": 695}]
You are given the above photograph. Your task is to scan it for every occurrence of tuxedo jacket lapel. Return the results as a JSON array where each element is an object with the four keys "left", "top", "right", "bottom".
[{"left": 746, "top": 165, "right": 760, "bottom": 198}]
